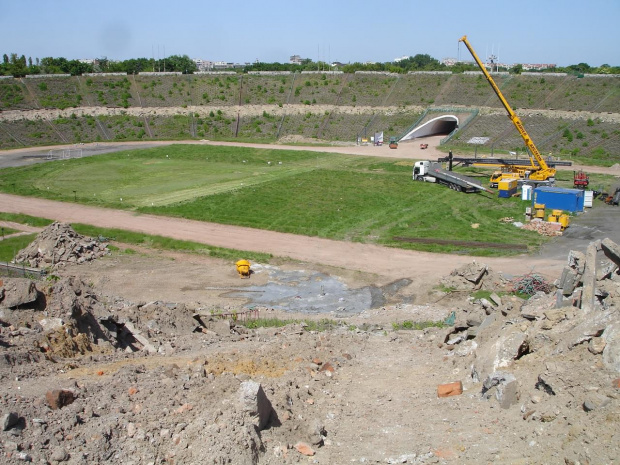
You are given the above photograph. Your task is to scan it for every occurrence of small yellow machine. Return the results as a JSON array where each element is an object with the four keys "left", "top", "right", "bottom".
[
  {"left": 548, "top": 210, "right": 570, "bottom": 230},
  {"left": 235, "top": 259, "right": 251, "bottom": 278},
  {"left": 534, "top": 203, "right": 546, "bottom": 219}
]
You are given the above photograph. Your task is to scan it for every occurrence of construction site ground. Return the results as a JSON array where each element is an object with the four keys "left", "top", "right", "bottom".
[{"left": 0, "top": 141, "right": 619, "bottom": 465}]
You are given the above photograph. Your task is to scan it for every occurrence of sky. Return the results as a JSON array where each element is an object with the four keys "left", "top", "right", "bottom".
[{"left": 1, "top": 0, "right": 619, "bottom": 67}]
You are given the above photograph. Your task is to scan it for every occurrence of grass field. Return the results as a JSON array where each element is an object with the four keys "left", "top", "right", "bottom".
[{"left": 2, "top": 144, "right": 613, "bottom": 256}]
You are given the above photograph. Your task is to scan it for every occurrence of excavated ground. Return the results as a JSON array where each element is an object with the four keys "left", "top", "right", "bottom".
[{"left": 0, "top": 221, "right": 619, "bottom": 465}]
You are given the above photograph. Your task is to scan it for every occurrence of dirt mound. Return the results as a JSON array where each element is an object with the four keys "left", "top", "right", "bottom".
[{"left": 13, "top": 222, "right": 108, "bottom": 268}]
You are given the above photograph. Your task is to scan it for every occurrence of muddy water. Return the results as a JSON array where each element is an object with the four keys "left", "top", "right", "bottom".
[{"left": 226, "top": 265, "right": 385, "bottom": 314}]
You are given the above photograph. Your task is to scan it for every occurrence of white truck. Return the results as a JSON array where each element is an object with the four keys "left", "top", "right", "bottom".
[{"left": 413, "top": 161, "right": 492, "bottom": 194}]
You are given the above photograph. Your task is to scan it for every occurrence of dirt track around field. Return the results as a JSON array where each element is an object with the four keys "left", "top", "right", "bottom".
[{"left": 0, "top": 193, "right": 564, "bottom": 288}]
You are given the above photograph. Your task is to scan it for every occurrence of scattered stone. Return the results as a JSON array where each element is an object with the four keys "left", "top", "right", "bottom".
[
  {"left": 588, "top": 337, "right": 606, "bottom": 355},
  {"left": 45, "top": 390, "right": 76, "bottom": 410},
  {"left": 238, "top": 381, "right": 273, "bottom": 431},
  {"left": 583, "top": 400, "right": 597, "bottom": 412},
  {"left": 2, "top": 412, "right": 18, "bottom": 431},
  {"left": 49, "top": 447, "right": 69, "bottom": 462}
]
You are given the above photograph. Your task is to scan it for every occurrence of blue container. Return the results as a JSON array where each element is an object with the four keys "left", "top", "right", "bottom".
[
  {"left": 532, "top": 187, "right": 585, "bottom": 212},
  {"left": 498, "top": 187, "right": 517, "bottom": 198}
]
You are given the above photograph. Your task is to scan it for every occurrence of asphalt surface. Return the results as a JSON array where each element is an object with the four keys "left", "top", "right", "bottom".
[
  {"left": 534, "top": 203, "right": 620, "bottom": 260},
  {"left": 0, "top": 143, "right": 161, "bottom": 169}
]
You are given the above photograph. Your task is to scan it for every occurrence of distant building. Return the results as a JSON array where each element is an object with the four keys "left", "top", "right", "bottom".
[
  {"left": 289, "top": 55, "right": 303, "bottom": 65},
  {"left": 393, "top": 55, "right": 410, "bottom": 63},
  {"left": 521, "top": 63, "right": 557, "bottom": 71},
  {"left": 442, "top": 57, "right": 556, "bottom": 71},
  {"left": 193, "top": 59, "right": 213, "bottom": 71}
]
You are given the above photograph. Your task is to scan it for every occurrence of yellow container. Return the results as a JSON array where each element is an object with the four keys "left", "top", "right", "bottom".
[
  {"left": 551, "top": 209, "right": 563, "bottom": 217},
  {"left": 498, "top": 179, "right": 518, "bottom": 191},
  {"left": 559, "top": 214, "right": 570, "bottom": 229},
  {"left": 534, "top": 203, "right": 546, "bottom": 219}
]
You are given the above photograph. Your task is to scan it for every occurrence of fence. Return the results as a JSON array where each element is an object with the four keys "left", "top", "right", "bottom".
[{"left": 0, "top": 262, "right": 46, "bottom": 280}]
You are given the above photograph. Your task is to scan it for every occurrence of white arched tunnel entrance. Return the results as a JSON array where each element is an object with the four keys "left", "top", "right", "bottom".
[{"left": 400, "top": 115, "right": 459, "bottom": 141}]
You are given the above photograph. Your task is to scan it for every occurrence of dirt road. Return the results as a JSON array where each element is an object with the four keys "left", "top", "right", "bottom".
[{"left": 0, "top": 193, "right": 564, "bottom": 286}]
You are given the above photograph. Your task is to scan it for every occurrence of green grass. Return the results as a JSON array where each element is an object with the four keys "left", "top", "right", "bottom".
[
  {"left": 242, "top": 317, "right": 341, "bottom": 332},
  {"left": 0, "top": 144, "right": 344, "bottom": 208},
  {"left": 0, "top": 144, "right": 583, "bottom": 256},
  {"left": 0, "top": 227, "right": 18, "bottom": 235},
  {"left": 0, "top": 234, "right": 37, "bottom": 262},
  {"left": 391, "top": 320, "right": 446, "bottom": 331},
  {"left": 71, "top": 223, "right": 272, "bottom": 263},
  {"left": 0, "top": 213, "right": 54, "bottom": 227}
]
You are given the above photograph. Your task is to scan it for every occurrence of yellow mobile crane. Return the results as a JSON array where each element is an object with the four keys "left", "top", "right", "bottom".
[{"left": 459, "top": 35, "right": 556, "bottom": 186}]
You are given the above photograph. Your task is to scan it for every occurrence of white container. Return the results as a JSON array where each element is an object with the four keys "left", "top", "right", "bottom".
[
  {"left": 522, "top": 185, "right": 532, "bottom": 201},
  {"left": 584, "top": 190, "right": 593, "bottom": 207}
]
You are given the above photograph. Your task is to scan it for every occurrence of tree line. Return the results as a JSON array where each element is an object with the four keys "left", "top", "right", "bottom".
[{"left": 1, "top": 52, "right": 618, "bottom": 77}]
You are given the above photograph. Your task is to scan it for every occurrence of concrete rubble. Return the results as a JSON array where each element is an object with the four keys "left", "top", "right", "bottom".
[
  {"left": 13, "top": 222, "right": 109, "bottom": 269},
  {"left": 0, "top": 237, "right": 618, "bottom": 463}
]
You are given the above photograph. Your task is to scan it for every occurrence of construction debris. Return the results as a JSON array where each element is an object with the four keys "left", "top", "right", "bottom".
[
  {"left": 0, "top": 236, "right": 619, "bottom": 464},
  {"left": 520, "top": 218, "right": 563, "bottom": 236},
  {"left": 13, "top": 222, "right": 108, "bottom": 268}
]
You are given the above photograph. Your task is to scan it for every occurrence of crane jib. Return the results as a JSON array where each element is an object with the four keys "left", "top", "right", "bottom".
[{"left": 459, "top": 35, "right": 554, "bottom": 179}]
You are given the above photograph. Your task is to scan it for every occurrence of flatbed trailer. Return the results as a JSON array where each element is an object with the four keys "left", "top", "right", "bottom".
[{"left": 413, "top": 161, "right": 493, "bottom": 194}]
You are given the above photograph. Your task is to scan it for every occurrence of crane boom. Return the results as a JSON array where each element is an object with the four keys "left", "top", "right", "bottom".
[{"left": 458, "top": 35, "right": 555, "bottom": 182}]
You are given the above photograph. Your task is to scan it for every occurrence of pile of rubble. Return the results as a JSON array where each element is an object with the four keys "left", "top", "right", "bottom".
[
  {"left": 439, "top": 260, "right": 509, "bottom": 292},
  {"left": 13, "top": 222, "right": 108, "bottom": 268},
  {"left": 520, "top": 218, "right": 563, "bottom": 236},
  {"left": 0, "top": 237, "right": 618, "bottom": 463},
  {"left": 442, "top": 237, "right": 620, "bottom": 423}
]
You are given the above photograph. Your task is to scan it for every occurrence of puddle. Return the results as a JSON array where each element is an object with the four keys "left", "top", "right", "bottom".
[{"left": 226, "top": 265, "right": 384, "bottom": 314}]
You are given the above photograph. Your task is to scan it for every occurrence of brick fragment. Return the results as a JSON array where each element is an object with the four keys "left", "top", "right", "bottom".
[
  {"left": 437, "top": 381, "right": 463, "bottom": 398},
  {"left": 319, "top": 362, "right": 334, "bottom": 373},
  {"left": 45, "top": 389, "right": 75, "bottom": 410},
  {"left": 294, "top": 442, "right": 315, "bottom": 456}
]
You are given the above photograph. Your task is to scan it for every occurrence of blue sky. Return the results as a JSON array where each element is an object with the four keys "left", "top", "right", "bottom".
[{"left": 2, "top": 0, "right": 619, "bottom": 67}]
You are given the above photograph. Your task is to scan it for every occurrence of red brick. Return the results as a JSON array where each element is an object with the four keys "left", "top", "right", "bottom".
[
  {"left": 45, "top": 390, "right": 76, "bottom": 410},
  {"left": 437, "top": 381, "right": 463, "bottom": 398},
  {"left": 294, "top": 442, "right": 315, "bottom": 456},
  {"left": 319, "top": 362, "right": 334, "bottom": 373}
]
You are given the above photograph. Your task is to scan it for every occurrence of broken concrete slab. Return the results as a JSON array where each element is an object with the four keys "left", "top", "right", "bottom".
[
  {"left": 482, "top": 372, "right": 519, "bottom": 409},
  {"left": 602, "top": 323, "right": 620, "bottom": 373},
  {"left": 238, "top": 380, "right": 273, "bottom": 431},
  {"left": 559, "top": 267, "right": 580, "bottom": 296},
  {"left": 0, "top": 278, "right": 39, "bottom": 308},
  {"left": 581, "top": 241, "right": 600, "bottom": 313},
  {"left": 472, "top": 328, "right": 529, "bottom": 382},
  {"left": 601, "top": 238, "right": 620, "bottom": 268}
]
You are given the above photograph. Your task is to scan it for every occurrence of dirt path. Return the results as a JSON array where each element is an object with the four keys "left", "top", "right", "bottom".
[
  {"left": 0, "top": 193, "right": 564, "bottom": 286},
  {"left": 2, "top": 137, "right": 618, "bottom": 176}
]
